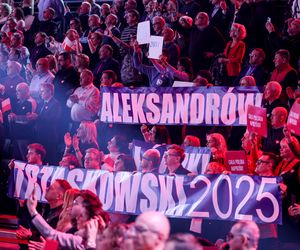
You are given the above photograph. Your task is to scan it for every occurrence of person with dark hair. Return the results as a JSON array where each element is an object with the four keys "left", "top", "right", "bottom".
[
  {"left": 26, "top": 143, "right": 46, "bottom": 164},
  {"left": 100, "top": 70, "right": 117, "bottom": 86},
  {"left": 26, "top": 83, "right": 61, "bottom": 164},
  {"left": 120, "top": 9, "right": 139, "bottom": 44},
  {"left": 234, "top": 48, "right": 269, "bottom": 86},
  {"left": 69, "top": 18, "right": 83, "bottom": 36},
  {"left": 27, "top": 188, "right": 109, "bottom": 250},
  {"left": 114, "top": 154, "right": 136, "bottom": 172},
  {"left": 93, "top": 44, "right": 120, "bottom": 85},
  {"left": 0, "top": 49, "right": 8, "bottom": 81},
  {"left": 29, "top": 32, "right": 51, "bottom": 68},
  {"left": 141, "top": 124, "right": 171, "bottom": 144},
  {"left": 270, "top": 49, "right": 298, "bottom": 104},
  {"left": 16, "top": 179, "right": 71, "bottom": 247},
  {"left": 164, "top": 144, "right": 190, "bottom": 175},
  {"left": 59, "top": 154, "right": 81, "bottom": 169},
  {"left": 11, "top": 7, "right": 25, "bottom": 31},
  {"left": 103, "top": 135, "right": 129, "bottom": 170}
]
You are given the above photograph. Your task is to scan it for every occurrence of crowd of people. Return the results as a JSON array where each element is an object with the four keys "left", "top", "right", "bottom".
[{"left": 0, "top": 0, "right": 300, "bottom": 249}]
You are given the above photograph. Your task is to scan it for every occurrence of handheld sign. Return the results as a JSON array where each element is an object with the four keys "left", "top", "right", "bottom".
[
  {"left": 137, "top": 21, "right": 151, "bottom": 45},
  {"left": 287, "top": 99, "right": 300, "bottom": 136},
  {"left": 225, "top": 151, "right": 248, "bottom": 174},
  {"left": 148, "top": 36, "right": 163, "bottom": 59},
  {"left": 247, "top": 105, "right": 267, "bottom": 137}
]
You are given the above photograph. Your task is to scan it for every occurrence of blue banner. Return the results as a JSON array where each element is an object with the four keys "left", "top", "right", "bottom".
[
  {"left": 8, "top": 162, "right": 282, "bottom": 224},
  {"left": 131, "top": 140, "right": 211, "bottom": 174},
  {"left": 100, "top": 86, "right": 263, "bottom": 126}
]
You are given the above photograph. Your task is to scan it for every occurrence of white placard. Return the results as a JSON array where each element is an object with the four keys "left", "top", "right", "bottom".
[
  {"left": 148, "top": 36, "right": 164, "bottom": 59},
  {"left": 173, "top": 81, "right": 195, "bottom": 87},
  {"left": 137, "top": 21, "right": 151, "bottom": 45}
]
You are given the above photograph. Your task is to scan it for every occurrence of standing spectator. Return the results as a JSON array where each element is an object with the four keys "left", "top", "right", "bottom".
[
  {"left": 188, "top": 12, "right": 225, "bottom": 73},
  {"left": 234, "top": 48, "right": 269, "bottom": 86},
  {"left": 262, "top": 106, "right": 287, "bottom": 154},
  {"left": 93, "top": 44, "right": 120, "bottom": 85},
  {"left": 67, "top": 69, "right": 100, "bottom": 125},
  {"left": 29, "top": 58, "right": 54, "bottom": 103},
  {"left": 26, "top": 83, "right": 61, "bottom": 164},
  {"left": 9, "top": 32, "right": 30, "bottom": 66},
  {"left": 0, "top": 3, "right": 11, "bottom": 28},
  {"left": 29, "top": 32, "right": 51, "bottom": 69},
  {"left": 37, "top": 0, "right": 64, "bottom": 22},
  {"left": 270, "top": 49, "right": 298, "bottom": 103},
  {"left": 163, "top": 27, "right": 180, "bottom": 67},
  {"left": 218, "top": 23, "right": 246, "bottom": 85},
  {"left": 179, "top": 0, "right": 201, "bottom": 19},
  {"left": 120, "top": 9, "right": 139, "bottom": 44}
]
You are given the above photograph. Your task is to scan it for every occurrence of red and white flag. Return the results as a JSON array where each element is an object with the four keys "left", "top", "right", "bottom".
[
  {"left": 1, "top": 98, "right": 11, "bottom": 113},
  {"left": 62, "top": 37, "right": 82, "bottom": 52}
]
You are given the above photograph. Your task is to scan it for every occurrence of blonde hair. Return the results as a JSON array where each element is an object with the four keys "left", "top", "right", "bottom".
[
  {"left": 56, "top": 188, "right": 80, "bottom": 232},
  {"left": 80, "top": 121, "right": 99, "bottom": 148}
]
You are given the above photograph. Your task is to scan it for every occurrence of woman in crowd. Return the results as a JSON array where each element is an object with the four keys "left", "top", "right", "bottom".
[
  {"left": 103, "top": 135, "right": 129, "bottom": 170},
  {"left": 183, "top": 135, "right": 200, "bottom": 147},
  {"left": 218, "top": 23, "right": 246, "bottom": 85},
  {"left": 239, "top": 75, "right": 256, "bottom": 86},
  {"left": 11, "top": 7, "right": 25, "bottom": 31},
  {"left": 45, "top": 54, "right": 58, "bottom": 74},
  {"left": 27, "top": 189, "right": 110, "bottom": 250},
  {"left": 64, "top": 121, "right": 99, "bottom": 166},
  {"left": 141, "top": 124, "right": 171, "bottom": 144},
  {"left": 206, "top": 133, "right": 227, "bottom": 166}
]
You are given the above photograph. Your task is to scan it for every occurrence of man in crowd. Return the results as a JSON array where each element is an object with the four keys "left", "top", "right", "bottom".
[
  {"left": 234, "top": 48, "right": 269, "bottom": 86},
  {"left": 141, "top": 148, "right": 161, "bottom": 173},
  {"left": 164, "top": 144, "right": 190, "bottom": 175},
  {"left": 84, "top": 148, "right": 102, "bottom": 169},
  {"left": 67, "top": 69, "right": 100, "bottom": 124},
  {"left": 27, "top": 83, "right": 61, "bottom": 164},
  {"left": 131, "top": 211, "right": 170, "bottom": 250},
  {"left": 29, "top": 57, "right": 54, "bottom": 102},
  {"left": 227, "top": 220, "right": 260, "bottom": 250},
  {"left": 29, "top": 32, "right": 51, "bottom": 68},
  {"left": 262, "top": 106, "right": 287, "bottom": 154}
]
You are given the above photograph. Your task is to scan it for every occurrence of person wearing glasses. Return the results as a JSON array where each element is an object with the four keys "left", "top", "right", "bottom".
[
  {"left": 140, "top": 148, "right": 161, "bottom": 173},
  {"left": 164, "top": 144, "right": 190, "bottom": 175}
]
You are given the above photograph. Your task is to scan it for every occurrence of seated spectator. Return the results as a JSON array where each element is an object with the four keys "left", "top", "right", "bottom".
[
  {"left": 104, "top": 13, "right": 120, "bottom": 38},
  {"left": 0, "top": 48, "right": 8, "bottom": 81},
  {"left": 113, "top": 154, "right": 136, "bottom": 172},
  {"left": 262, "top": 107, "right": 287, "bottom": 154},
  {"left": 103, "top": 135, "right": 129, "bottom": 170},
  {"left": 239, "top": 75, "right": 256, "bottom": 86},
  {"left": 45, "top": 54, "right": 58, "bottom": 75},
  {"left": 262, "top": 81, "right": 286, "bottom": 120},
  {"left": 69, "top": 18, "right": 83, "bottom": 37},
  {"left": 275, "top": 136, "right": 300, "bottom": 176},
  {"left": 59, "top": 154, "right": 80, "bottom": 169},
  {"left": 183, "top": 135, "right": 201, "bottom": 147},
  {"left": 164, "top": 144, "right": 191, "bottom": 174},
  {"left": 27, "top": 189, "right": 110, "bottom": 250},
  {"left": 140, "top": 148, "right": 161, "bottom": 173},
  {"left": 165, "top": 233, "right": 204, "bottom": 250},
  {"left": 226, "top": 220, "right": 260, "bottom": 250},
  {"left": 206, "top": 133, "right": 227, "bottom": 166},
  {"left": 1, "top": 17, "right": 24, "bottom": 41},
  {"left": 205, "top": 161, "right": 226, "bottom": 174},
  {"left": 86, "top": 31, "right": 103, "bottom": 70},
  {"left": 55, "top": 188, "right": 80, "bottom": 233},
  {"left": 11, "top": 7, "right": 25, "bottom": 31},
  {"left": 152, "top": 16, "right": 166, "bottom": 36},
  {"left": 130, "top": 211, "right": 170, "bottom": 250},
  {"left": 66, "top": 69, "right": 100, "bottom": 124},
  {"left": 84, "top": 148, "right": 103, "bottom": 170},
  {"left": 141, "top": 124, "right": 171, "bottom": 144}
]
